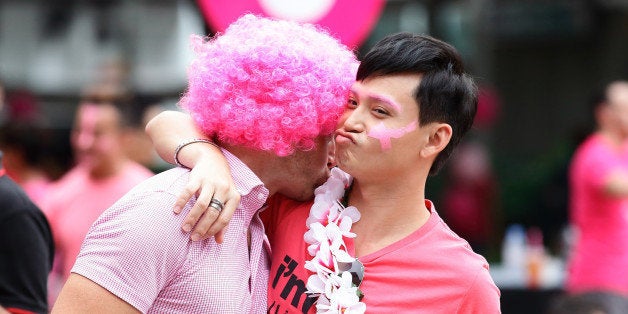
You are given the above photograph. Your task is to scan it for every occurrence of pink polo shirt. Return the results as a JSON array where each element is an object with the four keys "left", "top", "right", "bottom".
[
  {"left": 43, "top": 161, "right": 153, "bottom": 279},
  {"left": 71, "top": 149, "right": 270, "bottom": 313},
  {"left": 567, "top": 134, "right": 628, "bottom": 295}
]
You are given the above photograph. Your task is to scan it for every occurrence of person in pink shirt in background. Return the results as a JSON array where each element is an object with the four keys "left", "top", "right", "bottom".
[
  {"left": 51, "top": 14, "right": 357, "bottom": 313},
  {"left": 567, "top": 81, "right": 628, "bottom": 300},
  {"left": 41, "top": 96, "right": 154, "bottom": 305}
]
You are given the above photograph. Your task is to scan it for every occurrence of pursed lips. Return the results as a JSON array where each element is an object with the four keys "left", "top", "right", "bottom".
[{"left": 335, "top": 129, "right": 356, "bottom": 144}]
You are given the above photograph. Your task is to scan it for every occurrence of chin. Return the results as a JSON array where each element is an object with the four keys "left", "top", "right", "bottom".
[
  {"left": 335, "top": 159, "right": 353, "bottom": 171},
  {"left": 292, "top": 193, "right": 315, "bottom": 202},
  {"left": 281, "top": 187, "right": 314, "bottom": 202}
]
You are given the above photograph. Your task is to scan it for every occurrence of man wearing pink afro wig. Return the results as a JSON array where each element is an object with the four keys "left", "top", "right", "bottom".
[
  {"left": 52, "top": 14, "right": 358, "bottom": 314},
  {"left": 182, "top": 13, "right": 358, "bottom": 157}
]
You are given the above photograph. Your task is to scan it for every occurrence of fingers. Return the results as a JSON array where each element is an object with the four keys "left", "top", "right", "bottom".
[
  {"left": 197, "top": 193, "right": 240, "bottom": 242},
  {"left": 191, "top": 191, "right": 240, "bottom": 242},
  {"left": 177, "top": 175, "right": 241, "bottom": 241},
  {"left": 173, "top": 154, "right": 241, "bottom": 242},
  {"left": 214, "top": 228, "right": 226, "bottom": 245},
  {"left": 181, "top": 184, "right": 216, "bottom": 234},
  {"left": 174, "top": 184, "right": 198, "bottom": 214}
]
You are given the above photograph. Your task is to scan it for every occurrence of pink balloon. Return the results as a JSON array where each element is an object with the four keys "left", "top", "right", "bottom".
[{"left": 196, "top": 0, "right": 385, "bottom": 49}]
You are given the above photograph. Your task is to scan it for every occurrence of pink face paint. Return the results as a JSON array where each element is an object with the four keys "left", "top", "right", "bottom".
[
  {"left": 350, "top": 86, "right": 403, "bottom": 113},
  {"left": 367, "top": 120, "right": 418, "bottom": 150},
  {"left": 369, "top": 93, "right": 402, "bottom": 112}
]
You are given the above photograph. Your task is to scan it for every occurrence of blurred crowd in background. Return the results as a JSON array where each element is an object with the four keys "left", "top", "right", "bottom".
[{"left": 1, "top": 0, "right": 628, "bottom": 313}]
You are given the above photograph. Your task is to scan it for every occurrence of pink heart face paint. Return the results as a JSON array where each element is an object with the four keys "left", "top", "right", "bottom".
[{"left": 367, "top": 120, "right": 418, "bottom": 150}]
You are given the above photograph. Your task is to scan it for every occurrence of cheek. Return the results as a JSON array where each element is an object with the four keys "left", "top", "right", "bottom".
[
  {"left": 314, "top": 150, "right": 330, "bottom": 173},
  {"left": 93, "top": 134, "right": 118, "bottom": 151},
  {"left": 306, "top": 150, "right": 330, "bottom": 179},
  {"left": 367, "top": 121, "right": 418, "bottom": 151},
  {"left": 72, "top": 131, "right": 94, "bottom": 150}
]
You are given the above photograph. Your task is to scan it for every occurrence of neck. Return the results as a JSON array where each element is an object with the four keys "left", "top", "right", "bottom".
[
  {"left": 88, "top": 157, "right": 127, "bottom": 180},
  {"left": 15, "top": 167, "right": 48, "bottom": 184},
  {"left": 347, "top": 172, "right": 431, "bottom": 257},
  {"left": 221, "top": 144, "right": 283, "bottom": 196},
  {"left": 599, "top": 129, "right": 626, "bottom": 148}
]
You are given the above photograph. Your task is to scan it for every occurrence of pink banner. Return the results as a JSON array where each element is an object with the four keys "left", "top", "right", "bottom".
[{"left": 196, "top": 0, "right": 385, "bottom": 49}]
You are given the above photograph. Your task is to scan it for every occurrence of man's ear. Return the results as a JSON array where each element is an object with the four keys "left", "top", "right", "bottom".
[{"left": 420, "top": 123, "right": 452, "bottom": 158}]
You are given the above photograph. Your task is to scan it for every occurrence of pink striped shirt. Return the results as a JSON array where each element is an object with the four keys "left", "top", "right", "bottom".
[{"left": 72, "top": 149, "right": 271, "bottom": 313}]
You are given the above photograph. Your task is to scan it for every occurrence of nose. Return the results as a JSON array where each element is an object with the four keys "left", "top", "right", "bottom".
[
  {"left": 340, "top": 107, "right": 366, "bottom": 133},
  {"left": 73, "top": 130, "right": 95, "bottom": 151}
]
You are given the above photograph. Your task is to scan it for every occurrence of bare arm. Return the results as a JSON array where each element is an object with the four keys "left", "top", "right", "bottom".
[
  {"left": 145, "top": 110, "right": 240, "bottom": 242},
  {"left": 146, "top": 110, "right": 204, "bottom": 166},
  {"left": 51, "top": 274, "right": 140, "bottom": 314},
  {"left": 604, "top": 170, "right": 628, "bottom": 197}
]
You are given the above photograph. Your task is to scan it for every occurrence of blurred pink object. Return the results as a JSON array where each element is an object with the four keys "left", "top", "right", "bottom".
[{"left": 196, "top": 0, "right": 384, "bottom": 49}]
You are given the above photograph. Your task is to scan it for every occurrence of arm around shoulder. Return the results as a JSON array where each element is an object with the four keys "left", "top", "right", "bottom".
[{"left": 145, "top": 109, "right": 240, "bottom": 242}]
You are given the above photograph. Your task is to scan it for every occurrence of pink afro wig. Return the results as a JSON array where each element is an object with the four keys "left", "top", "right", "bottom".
[{"left": 180, "top": 14, "right": 359, "bottom": 156}]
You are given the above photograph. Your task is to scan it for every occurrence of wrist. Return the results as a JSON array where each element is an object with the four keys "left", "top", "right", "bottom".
[{"left": 174, "top": 138, "right": 219, "bottom": 169}]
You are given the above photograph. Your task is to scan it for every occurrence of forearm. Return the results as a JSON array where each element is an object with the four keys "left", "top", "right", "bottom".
[
  {"left": 145, "top": 110, "right": 211, "bottom": 166},
  {"left": 604, "top": 171, "right": 628, "bottom": 197}
]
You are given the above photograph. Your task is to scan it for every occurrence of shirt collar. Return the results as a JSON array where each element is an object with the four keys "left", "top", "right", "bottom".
[{"left": 221, "top": 148, "right": 269, "bottom": 206}]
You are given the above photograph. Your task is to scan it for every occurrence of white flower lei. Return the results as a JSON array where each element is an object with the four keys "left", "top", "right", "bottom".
[{"left": 304, "top": 167, "right": 366, "bottom": 313}]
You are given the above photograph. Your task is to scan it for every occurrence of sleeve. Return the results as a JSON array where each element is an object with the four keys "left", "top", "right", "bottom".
[
  {"left": 0, "top": 209, "right": 54, "bottom": 314},
  {"left": 70, "top": 191, "right": 192, "bottom": 313},
  {"left": 457, "top": 265, "right": 501, "bottom": 314}
]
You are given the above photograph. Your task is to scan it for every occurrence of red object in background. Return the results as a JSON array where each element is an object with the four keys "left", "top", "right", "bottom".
[
  {"left": 196, "top": 0, "right": 385, "bottom": 49},
  {"left": 6, "top": 89, "right": 40, "bottom": 124},
  {"left": 475, "top": 85, "right": 501, "bottom": 130}
]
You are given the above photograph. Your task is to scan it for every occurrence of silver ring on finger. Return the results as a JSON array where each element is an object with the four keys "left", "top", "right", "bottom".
[{"left": 208, "top": 198, "right": 224, "bottom": 212}]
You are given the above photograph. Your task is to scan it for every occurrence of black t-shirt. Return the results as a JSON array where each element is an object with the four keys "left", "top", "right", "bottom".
[{"left": 0, "top": 170, "right": 54, "bottom": 313}]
